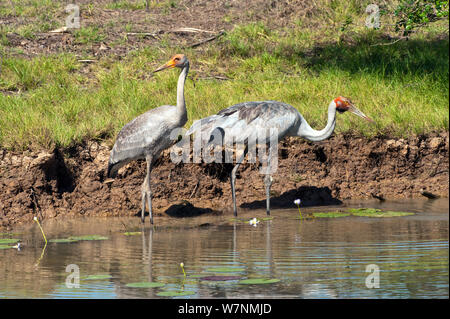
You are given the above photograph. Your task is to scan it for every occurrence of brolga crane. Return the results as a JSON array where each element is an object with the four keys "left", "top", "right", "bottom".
[
  {"left": 107, "top": 54, "right": 190, "bottom": 224},
  {"left": 187, "top": 97, "right": 373, "bottom": 216}
]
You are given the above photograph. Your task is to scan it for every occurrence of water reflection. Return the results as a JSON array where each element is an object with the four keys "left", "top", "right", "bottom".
[{"left": 0, "top": 199, "right": 448, "bottom": 299}]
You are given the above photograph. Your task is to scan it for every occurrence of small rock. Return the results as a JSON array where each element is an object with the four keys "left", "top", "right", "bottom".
[{"left": 429, "top": 137, "right": 442, "bottom": 149}]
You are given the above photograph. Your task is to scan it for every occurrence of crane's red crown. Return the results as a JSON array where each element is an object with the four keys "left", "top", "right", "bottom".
[{"left": 334, "top": 96, "right": 352, "bottom": 113}]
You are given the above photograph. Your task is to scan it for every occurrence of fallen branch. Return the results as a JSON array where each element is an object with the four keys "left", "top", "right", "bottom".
[
  {"left": 170, "top": 27, "right": 217, "bottom": 34},
  {"left": 188, "top": 31, "right": 225, "bottom": 48}
]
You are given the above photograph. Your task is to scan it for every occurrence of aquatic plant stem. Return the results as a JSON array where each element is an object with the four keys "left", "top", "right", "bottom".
[
  {"left": 35, "top": 242, "right": 47, "bottom": 267},
  {"left": 295, "top": 204, "right": 303, "bottom": 221},
  {"left": 180, "top": 262, "right": 186, "bottom": 291},
  {"left": 33, "top": 216, "right": 47, "bottom": 244}
]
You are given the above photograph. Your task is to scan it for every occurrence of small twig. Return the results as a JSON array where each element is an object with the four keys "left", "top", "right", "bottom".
[
  {"left": 189, "top": 180, "right": 199, "bottom": 199},
  {"left": 197, "top": 75, "right": 231, "bottom": 81},
  {"left": 126, "top": 32, "right": 159, "bottom": 39},
  {"left": 78, "top": 59, "right": 96, "bottom": 63},
  {"left": 370, "top": 37, "right": 407, "bottom": 46},
  {"left": 48, "top": 26, "right": 69, "bottom": 33},
  {"left": 188, "top": 31, "right": 225, "bottom": 48}
]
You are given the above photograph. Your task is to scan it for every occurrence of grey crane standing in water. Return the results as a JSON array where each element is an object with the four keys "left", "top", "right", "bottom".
[
  {"left": 107, "top": 54, "right": 190, "bottom": 224},
  {"left": 187, "top": 97, "right": 373, "bottom": 216}
]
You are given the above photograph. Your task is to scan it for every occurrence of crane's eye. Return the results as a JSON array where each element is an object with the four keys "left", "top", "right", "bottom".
[{"left": 174, "top": 57, "right": 180, "bottom": 61}]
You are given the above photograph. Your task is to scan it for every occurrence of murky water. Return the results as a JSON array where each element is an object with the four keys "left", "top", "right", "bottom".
[{"left": 0, "top": 199, "right": 448, "bottom": 299}]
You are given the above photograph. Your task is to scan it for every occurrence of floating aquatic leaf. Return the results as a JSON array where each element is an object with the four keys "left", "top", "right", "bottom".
[
  {"left": 239, "top": 278, "right": 280, "bottom": 285},
  {"left": 205, "top": 267, "right": 245, "bottom": 273},
  {"left": 84, "top": 274, "right": 113, "bottom": 280},
  {"left": 49, "top": 238, "right": 79, "bottom": 243},
  {"left": 200, "top": 275, "right": 241, "bottom": 281},
  {"left": 68, "top": 235, "right": 109, "bottom": 241},
  {"left": 312, "top": 212, "right": 350, "bottom": 218},
  {"left": 123, "top": 232, "right": 142, "bottom": 236},
  {"left": 229, "top": 218, "right": 248, "bottom": 223},
  {"left": 0, "top": 233, "right": 21, "bottom": 237},
  {"left": 348, "top": 208, "right": 414, "bottom": 217},
  {"left": 50, "top": 235, "right": 108, "bottom": 243},
  {"left": 188, "top": 274, "right": 206, "bottom": 278},
  {"left": 261, "top": 217, "right": 274, "bottom": 221},
  {"left": 126, "top": 282, "right": 166, "bottom": 288},
  {"left": 0, "top": 245, "right": 14, "bottom": 250},
  {"left": 0, "top": 238, "right": 20, "bottom": 244},
  {"left": 156, "top": 290, "right": 196, "bottom": 297}
]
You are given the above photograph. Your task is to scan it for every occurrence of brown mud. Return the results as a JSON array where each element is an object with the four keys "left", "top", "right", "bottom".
[{"left": 1, "top": 132, "right": 448, "bottom": 230}]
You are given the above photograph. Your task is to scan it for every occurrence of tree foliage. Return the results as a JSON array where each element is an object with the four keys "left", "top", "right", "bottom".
[{"left": 394, "top": 0, "right": 449, "bottom": 35}]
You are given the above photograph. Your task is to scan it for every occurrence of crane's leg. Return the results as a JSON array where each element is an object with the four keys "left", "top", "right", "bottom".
[
  {"left": 141, "top": 185, "right": 146, "bottom": 223},
  {"left": 145, "top": 155, "right": 153, "bottom": 224},
  {"left": 263, "top": 174, "right": 273, "bottom": 215},
  {"left": 230, "top": 162, "right": 241, "bottom": 217},
  {"left": 230, "top": 147, "right": 247, "bottom": 217}
]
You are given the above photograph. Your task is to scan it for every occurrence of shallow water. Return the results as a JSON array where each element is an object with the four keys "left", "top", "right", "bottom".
[{"left": 0, "top": 199, "right": 448, "bottom": 299}]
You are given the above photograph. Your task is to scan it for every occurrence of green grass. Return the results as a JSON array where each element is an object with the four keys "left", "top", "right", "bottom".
[
  {"left": 0, "top": 0, "right": 60, "bottom": 18},
  {"left": 73, "top": 26, "right": 106, "bottom": 44},
  {"left": 0, "top": 2, "right": 448, "bottom": 151},
  {"left": 106, "top": 0, "right": 147, "bottom": 11}
]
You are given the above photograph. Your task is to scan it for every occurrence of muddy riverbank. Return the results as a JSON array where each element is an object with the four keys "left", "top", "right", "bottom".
[{"left": 0, "top": 132, "right": 448, "bottom": 230}]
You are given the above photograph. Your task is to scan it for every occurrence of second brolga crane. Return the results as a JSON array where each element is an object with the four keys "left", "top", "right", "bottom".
[
  {"left": 107, "top": 54, "right": 190, "bottom": 224},
  {"left": 187, "top": 97, "right": 373, "bottom": 216}
]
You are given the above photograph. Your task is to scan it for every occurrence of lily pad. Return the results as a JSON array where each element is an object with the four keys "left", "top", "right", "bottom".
[
  {"left": 205, "top": 267, "right": 245, "bottom": 273},
  {"left": 348, "top": 208, "right": 415, "bottom": 217},
  {"left": 123, "top": 232, "right": 142, "bottom": 236},
  {"left": 84, "top": 274, "right": 113, "bottom": 280},
  {"left": 156, "top": 290, "right": 196, "bottom": 297},
  {"left": 312, "top": 212, "right": 350, "bottom": 218},
  {"left": 0, "top": 238, "right": 20, "bottom": 244},
  {"left": 126, "top": 282, "right": 166, "bottom": 288},
  {"left": 200, "top": 275, "right": 241, "bottom": 281},
  {"left": 239, "top": 278, "right": 280, "bottom": 285}
]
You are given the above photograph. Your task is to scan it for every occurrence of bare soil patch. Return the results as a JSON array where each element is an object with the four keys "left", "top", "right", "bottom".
[
  {"left": 1, "top": 0, "right": 317, "bottom": 58},
  {"left": 1, "top": 132, "right": 448, "bottom": 230}
]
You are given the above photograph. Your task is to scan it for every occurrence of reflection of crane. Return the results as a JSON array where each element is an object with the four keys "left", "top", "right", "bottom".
[
  {"left": 187, "top": 97, "right": 373, "bottom": 216},
  {"left": 107, "top": 54, "right": 190, "bottom": 224}
]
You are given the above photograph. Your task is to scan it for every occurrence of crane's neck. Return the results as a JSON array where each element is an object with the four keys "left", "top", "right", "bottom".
[
  {"left": 296, "top": 101, "right": 337, "bottom": 142},
  {"left": 176, "top": 62, "right": 189, "bottom": 122}
]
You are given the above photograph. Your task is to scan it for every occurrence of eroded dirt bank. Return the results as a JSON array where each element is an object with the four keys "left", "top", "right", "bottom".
[{"left": 0, "top": 132, "right": 448, "bottom": 230}]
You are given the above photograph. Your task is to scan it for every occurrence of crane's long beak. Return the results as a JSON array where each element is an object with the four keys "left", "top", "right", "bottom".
[
  {"left": 349, "top": 104, "right": 374, "bottom": 123},
  {"left": 153, "top": 59, "right": 176, "bottom": 73}
]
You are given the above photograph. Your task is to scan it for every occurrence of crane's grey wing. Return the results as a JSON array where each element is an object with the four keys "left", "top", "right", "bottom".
[
  {"left": 187, "top": 101, "right": 300, "bottom": 146},
  {"left": 108, "top": 105, "right": 178, "bottom": 177}
]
